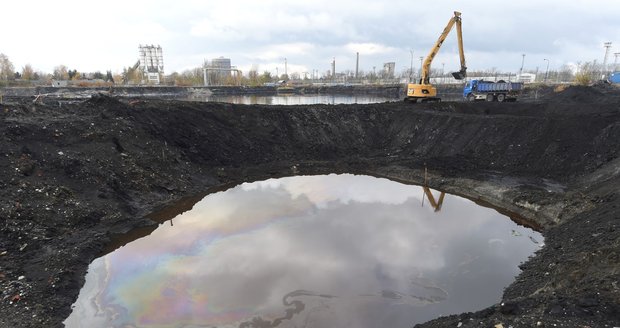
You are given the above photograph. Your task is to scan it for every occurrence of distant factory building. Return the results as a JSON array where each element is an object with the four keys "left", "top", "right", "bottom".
[
  {"left": 516, "top": 73, "right": 536, "bottom": 84},
  {"left": 139, "top": 44, "right": 164, "bottom": 84},
  {"left": 383, "top": 62, "right": 396, "bottom": 79},
  {"left": 211, "top": 57, "right": 231, "bottom": 72},
  {"left": 203, "top": 57, "right": 240, "bottom": 86}
]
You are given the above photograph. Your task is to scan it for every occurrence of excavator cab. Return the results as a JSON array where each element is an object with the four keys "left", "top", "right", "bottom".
[{"left": 407, "top": 84, "right": 437, "bottom": 100}]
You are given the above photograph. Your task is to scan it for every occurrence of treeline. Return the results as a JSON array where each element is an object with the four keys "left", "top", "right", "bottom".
[
  {"left": 0, "top": 54, "right": 117, "bottom": 87},
  {"left": 0, "top": 52, "right": 615, "bottom": 87}
]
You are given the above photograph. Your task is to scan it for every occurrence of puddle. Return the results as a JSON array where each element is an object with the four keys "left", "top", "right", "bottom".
[{"left": 65, "top": 174, "right": 543, "bottom": 328}]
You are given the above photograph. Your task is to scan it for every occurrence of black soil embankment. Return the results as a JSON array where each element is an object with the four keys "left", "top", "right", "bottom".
[{"left": 0, "top": 86, "right": 619, "bottom": 327}]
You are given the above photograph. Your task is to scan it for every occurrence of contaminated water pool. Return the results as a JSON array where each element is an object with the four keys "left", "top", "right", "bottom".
[
  {"left": 65, "top": 174, "right": 543, "bottom": 327},
  {"left": 186, "top": 94, "right": 401, "bottom": 105}
]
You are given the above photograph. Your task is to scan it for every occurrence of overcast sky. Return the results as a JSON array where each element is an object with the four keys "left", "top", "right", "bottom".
[{"left": 1, "top": 0, "right": 619, "bottom": 77}]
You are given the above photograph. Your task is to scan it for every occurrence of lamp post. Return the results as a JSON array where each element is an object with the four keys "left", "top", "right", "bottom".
[
  {"left": 419, "top": 56, "right": 423, "bottom": 81},
  {"left": 602, "top": 42, "right": 612, "bottom": 77},
  {"left": 519, "top": 54, "right": 526, "bottom": 80},
  {"left": 441, "top": 62, "right": 445, "bottom": 84},
  {"left": 409, "top": 50, "right": 414, "bottom": 82},
  {"left": 543, "top": 58, "right": 549, "bottom": 83}
]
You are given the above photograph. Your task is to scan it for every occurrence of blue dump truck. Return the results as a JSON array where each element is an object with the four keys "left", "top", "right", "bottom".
[
  {"left": 463, "top": 79, "right": 524, "bottom": 102},
  {"left": 610, "top": 72, "right": 620, "bottom": 84}
]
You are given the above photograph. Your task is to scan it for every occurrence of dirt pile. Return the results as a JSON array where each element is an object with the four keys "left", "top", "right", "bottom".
[
  {"left": 547, "top": 85, "right": 604, "bottom": 102},
  {"left": 542, "top": 84, "right": 620, "bottom": 104},
  {"left": 0, "top": 86, "right": 619, "bottom": 327}
]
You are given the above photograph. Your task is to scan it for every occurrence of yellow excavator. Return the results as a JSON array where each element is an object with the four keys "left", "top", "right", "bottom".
[{"left": 406, "top": 11, "right": 467, "bottom": 102}]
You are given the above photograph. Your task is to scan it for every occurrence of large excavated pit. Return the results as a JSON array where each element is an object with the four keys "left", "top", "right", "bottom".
[{"left": 0, "top": 86, "right": 619, "bottom": 327}]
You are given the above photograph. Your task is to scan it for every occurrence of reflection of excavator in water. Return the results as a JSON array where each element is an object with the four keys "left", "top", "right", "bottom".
[
  {"left": 421, "top": 166, "right": 446, "bottom": 212},
  {"left": 422, "top": 186, "right": 445, "bottom": 212},
  {"left": 406, "top": 11, "right": 467, "bottom": 103}
]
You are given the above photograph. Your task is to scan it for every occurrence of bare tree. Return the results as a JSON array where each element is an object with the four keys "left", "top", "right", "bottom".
[
  {"left": 224, "top": 71, "right": 243, "bottom": 86},
  {"left": 171, "top": 67, "right": 204, "bottom": 86},
  {"left": 36, "top": 71, "right": 51, "bottom": 82},
  {"left": 556, "top": 64, "right": 574, "bottom": 83},
  {"left": 574, "top": 61, "right": 599, "bottom": 85},
  {"left": 260, "top": 71, "right": 273, "bottom": 84},
  {"left": 122, "top": 66, "right": 143, "bottom": 85},
  {"left": 248, "top": 69, "right": 260, "bottom": 86},
  {"left": 53, "top": 65, "right": 69, "bottom": 80},
  {"left": 0, "top": 53, "right": 15, "bottom": 81},
  {"left": 21, "top": 64, "right": 35, "bottom": 80}
]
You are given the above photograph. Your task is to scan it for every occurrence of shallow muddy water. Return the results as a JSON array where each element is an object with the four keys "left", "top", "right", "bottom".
[
  {"left": 186, "top": 94, "right": 401, "bottom": 105},
  {"left": 65, "top": 174, "right": 542, "bottom": 328}
]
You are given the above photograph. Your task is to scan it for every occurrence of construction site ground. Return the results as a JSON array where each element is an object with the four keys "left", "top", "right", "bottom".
[{"left": 0, "top": 85, "right": 619, "bottom": 327}]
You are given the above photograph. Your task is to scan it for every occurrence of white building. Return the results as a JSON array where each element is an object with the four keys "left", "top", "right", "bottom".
[{"left": 516, "top": 73, "right": 536, "bottom": 83}]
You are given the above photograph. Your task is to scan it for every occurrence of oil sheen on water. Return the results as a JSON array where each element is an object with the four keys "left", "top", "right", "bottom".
[{"left": 65, "top": 174, "right": 543, "bottom": 327}]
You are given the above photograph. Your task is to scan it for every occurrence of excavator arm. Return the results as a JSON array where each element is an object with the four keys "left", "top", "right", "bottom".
[
  {"left": 420, "top": 11, "right": 467, "bottom": 84},
  {"left": 454, "top": 13, "right": 467, "bottom": 80}
]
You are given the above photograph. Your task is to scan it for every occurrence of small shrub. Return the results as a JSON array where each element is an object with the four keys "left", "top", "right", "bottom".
[{"left": 574, "top": 71, "right": 592, "bottom": 86}]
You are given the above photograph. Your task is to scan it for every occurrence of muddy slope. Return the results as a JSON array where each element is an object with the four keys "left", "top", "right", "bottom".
[{"left": 0, "top": 86, "right": 619, "bottom": 327}]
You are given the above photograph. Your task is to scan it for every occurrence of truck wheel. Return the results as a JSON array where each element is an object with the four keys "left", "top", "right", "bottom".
[
  {"left": 497, "top": 94, "right": 506, "bottom": 102},
  {"left": 486, "top": 94, "right": 494, "bottom": 102},
  {"left": 467, "top": 94, "right": 475, "bottom": 102}
]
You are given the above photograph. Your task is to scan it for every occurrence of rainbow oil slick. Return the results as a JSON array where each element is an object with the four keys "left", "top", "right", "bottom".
[{"left": 65, "top": 174, "right": 543, "bottom": 328}]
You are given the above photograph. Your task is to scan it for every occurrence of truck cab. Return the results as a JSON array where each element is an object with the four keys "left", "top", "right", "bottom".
[{"left": 463, "top": 80, "right": 479, "bottom": 99}]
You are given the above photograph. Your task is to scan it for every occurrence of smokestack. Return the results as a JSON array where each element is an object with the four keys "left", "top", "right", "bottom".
[
  {"left": 332, "top": 57, "right": 336, "bottom": 81},
  {"left": 355, "top": 52, "right": 359, "bottom": 79}
]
